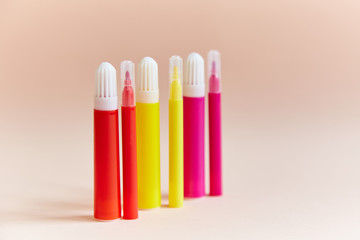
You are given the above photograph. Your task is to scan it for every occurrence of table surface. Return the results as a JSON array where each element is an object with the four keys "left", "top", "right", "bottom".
[{"left": 1, "top": 110, "right": 360, "bottom": 240}]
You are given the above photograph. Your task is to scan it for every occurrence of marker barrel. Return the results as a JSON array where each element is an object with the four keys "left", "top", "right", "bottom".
[
  {"left": 121, "top": 106, "right": 138, "bottom": 219},
  {"left": 136, "top": 102, "right": 161, "bottom": 209},
  {"left": 169, "top": 99, "right": 183, "bottom": 207},
  {"left": 209, "top": 93, "right": 222, "bottom": 196},
  {"left": 94, "top": 109, "right": 121, "bottom": 220},
  {"left": 183, "top": 97, "right": 205, "bottom": 198}
]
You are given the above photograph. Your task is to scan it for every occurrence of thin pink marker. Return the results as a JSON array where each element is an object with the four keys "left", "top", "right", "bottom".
[
  {"left": 183, "top": 53, "right": 205, "bottom": 198},
  {"left": 208, "top": 50, "right": 222, "bottom": 196}
]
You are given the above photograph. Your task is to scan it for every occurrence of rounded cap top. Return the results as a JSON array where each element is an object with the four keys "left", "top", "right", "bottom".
[
  {"left": 137, "top": 57, "right": 159, "bottom": 103},
  {"left": 94, "top": 62, "right": 118, "bottom": 110},
  {"left": 184, "top": 52, "right": 205, "bottom": 97}
]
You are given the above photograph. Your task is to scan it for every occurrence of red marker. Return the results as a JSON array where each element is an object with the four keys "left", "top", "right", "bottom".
[
  {"left": 94, "top": 62, "right": 121, "bottom": 220},
  {"left": 120, "top": 61, "right": 138, "bottom": 219}
]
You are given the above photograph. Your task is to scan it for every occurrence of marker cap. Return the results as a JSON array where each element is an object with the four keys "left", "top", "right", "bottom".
[
  {"left": 169, "top": 55, "right": 183, "bottom": 100},
  {"left": 137, "top": 57, "right": 159, "bottom": 103},
  {"left": 184, "top": 53, "right": 205, "bottom": 97},
  {"left": 120, "top": 60, "right": 136, "bottom": 107},
  {"left": 208, "top": 50, "right": 221, "bottom": 93},
  {"left": 94, "top": 62, "right": 118, "bottom": 110}
]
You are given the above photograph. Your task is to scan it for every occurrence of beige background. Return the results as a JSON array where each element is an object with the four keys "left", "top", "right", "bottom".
[{"left": 1, "top": 0, "right": 360, "bottom": 239}]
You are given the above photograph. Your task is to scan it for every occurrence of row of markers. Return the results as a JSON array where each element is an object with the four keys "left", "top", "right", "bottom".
[{"left": 94, "top": 50, "right": 222, "bottom": 220}]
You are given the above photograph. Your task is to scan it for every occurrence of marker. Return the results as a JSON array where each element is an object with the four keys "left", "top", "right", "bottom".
[
  {"left": 136, "top": 57, "right": 161, "bottom": 209},
  {"left": 168, "top": 56, "right": 184, "bottom": 207},
  {"left": 208, "top": 50, "right": 222, "bottom": 196},
  {"left": 120, "top": 61, "right": 138, "bottom": 219},
  {"left": 94, "top": 62, "right": 121, "bottom": 220},
  {"left": 183, "top": 53, "right": 205, "bottom": 198}
]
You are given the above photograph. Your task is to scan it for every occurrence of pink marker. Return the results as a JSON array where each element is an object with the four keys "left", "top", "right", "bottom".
[
  {"left": 183, "top": 53, "right": 205, "bottom": 198},
  {"left": 208, "top": 50, "right": 222, "bottom": 196}
]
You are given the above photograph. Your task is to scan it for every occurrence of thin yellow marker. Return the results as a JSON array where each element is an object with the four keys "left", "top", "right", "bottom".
[{"left": 169, "top": 56, "right": 183, "bottom": 208}]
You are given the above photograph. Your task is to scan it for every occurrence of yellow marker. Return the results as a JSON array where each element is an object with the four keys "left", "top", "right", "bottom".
[
  {"left": 136, "top": 57, "right": 161, "bottom": 209},
  {"left": 169, "top": 56, "right": 183, "bottom": 208}
]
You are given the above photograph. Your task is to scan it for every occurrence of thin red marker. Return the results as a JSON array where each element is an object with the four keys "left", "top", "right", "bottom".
[{"left": 120, "top": 61, "right": 138, "bottom": 219}]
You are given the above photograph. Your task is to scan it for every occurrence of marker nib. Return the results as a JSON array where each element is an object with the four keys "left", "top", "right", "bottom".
[
  {"left": 173, "top": 66, "right": 179, "bottom": 80},
  {"left": 211, "top": 61, "right": 216, "bottom": 75},
  {"left": 124, "top": 71, "right": 132, "bottom": 85}
]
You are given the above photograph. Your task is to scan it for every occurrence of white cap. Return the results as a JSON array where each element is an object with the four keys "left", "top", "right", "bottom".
[
  {"left": 94, "top": 62, "right": 118, "bottom": 110},
  {"left": 184, "top": 53, "right": 205, "bottom": 97},
  {"left": 137, "top": 57, "right": 159, "bottom": 103}
]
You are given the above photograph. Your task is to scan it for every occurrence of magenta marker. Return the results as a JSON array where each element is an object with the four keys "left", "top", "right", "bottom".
[
  {"left": 183, "top": 53, "right": 205, "bottom": 198},
  {"left": 208, "top": 50, "right": 222, "bottom": 196}
]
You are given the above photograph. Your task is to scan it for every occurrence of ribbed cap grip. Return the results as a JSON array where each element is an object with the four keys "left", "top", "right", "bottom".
[
  {"left": 184, "top": 53, "right": 205, "bottom": 97},
  {"left": 94, "top": 62, "right": 118, "bottom": 110},
  {"left": 137, "top": 57, "right": 159, "bottom": 103}
]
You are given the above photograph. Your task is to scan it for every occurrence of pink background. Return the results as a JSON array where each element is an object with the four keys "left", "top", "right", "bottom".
[{"left": 1, "top": 0, "right": 360, "bottom": 239}]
